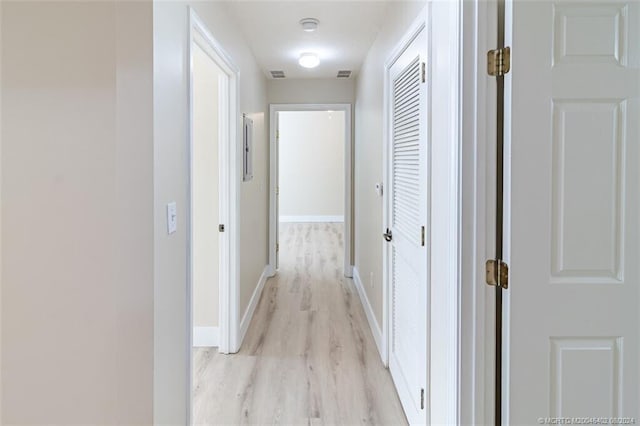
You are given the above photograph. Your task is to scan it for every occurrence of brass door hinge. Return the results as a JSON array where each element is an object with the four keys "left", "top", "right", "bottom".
[
  {"left": 487, "top": 47, "right": 511, "bottom": 77},
  {"left": 486, "top": 259, "right": 509, "bottom": 289},
  {"left": 420, "top": 388, "right": 425, "bottom": 410}
]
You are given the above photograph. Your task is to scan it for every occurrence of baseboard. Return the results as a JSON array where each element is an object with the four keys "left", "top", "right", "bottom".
[
  {"left": 344, "top": 264, "right": 354, "bottom": 278},
  {"left": 279, "top": 215, "right": 344, "bottom": 223},
  {"left": 238, "top": 265, "right": 270, "bottom": 347},
  {"left": 193, "top": 326, "right": 219, "bottom": 347},
  {"left": 352, "top": 267, "right": 384, "bottom": 362},
  {"left": 267, "top": 263, "right": 277, "bottom": 277}
]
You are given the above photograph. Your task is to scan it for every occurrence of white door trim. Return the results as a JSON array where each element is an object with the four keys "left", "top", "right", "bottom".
[
  {"left": 268, "top": 103, "right": 353, "bottom": 278},
  {"left": 459, "top": 0, "right": 500, "bottom": 424},
  {"left": 187, "top": 7, "right": 240, "bottom": 423},
  {"left": 382, "top": 3, "right": 462, "bottom": 424},
  {"left": 193, "top": 327, "right": 220, "bottom": 347}
]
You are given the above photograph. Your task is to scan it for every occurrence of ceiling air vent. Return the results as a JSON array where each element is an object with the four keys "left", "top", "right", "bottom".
[
  {"left": 337, "top": 70, "right": 352, "bottom": 78},
  {"left": 270, "top": 70, "right": 286, "bottom": 79}
]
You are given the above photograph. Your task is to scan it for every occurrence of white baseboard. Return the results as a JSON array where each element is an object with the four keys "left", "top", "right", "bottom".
[
  {"left": 344, "top": 264, "right": 353, "bottom": 278},
  {"left": 238, "top": 265, "right": 270, "bottom": 347},
  {"left": 279, "top": 215, "right": 344, "bottom": 223},
  {"left": 267, "top": 263, "right": 277, "bottom": 278},
  {"left": 193, "top": 326, "right": 219, "bottom": 347},
  {"left": 352, "top": 267, "right": 384, "bottom": 362}
]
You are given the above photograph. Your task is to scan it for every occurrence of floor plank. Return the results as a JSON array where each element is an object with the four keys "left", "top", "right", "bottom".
[{"left": 193, "top": 222, "right": 408, "bottom": 425}]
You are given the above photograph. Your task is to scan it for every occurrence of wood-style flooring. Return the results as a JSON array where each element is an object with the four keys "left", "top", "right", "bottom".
[{"left": 193, "top": 222, "right": 408, "bottom": 425}]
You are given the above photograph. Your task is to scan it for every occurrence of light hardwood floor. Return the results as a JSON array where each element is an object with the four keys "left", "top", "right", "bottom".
[{"left": 193, "top": 222, "right": 408, "bottom": 425}]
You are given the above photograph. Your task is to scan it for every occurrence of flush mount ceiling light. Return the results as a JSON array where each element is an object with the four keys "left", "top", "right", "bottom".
[
  {"left": 299, "top": 18, "right": 319, "bottom": 32},
  {"left": 298, "top": 52, "right": 320, "bottom": 68}
]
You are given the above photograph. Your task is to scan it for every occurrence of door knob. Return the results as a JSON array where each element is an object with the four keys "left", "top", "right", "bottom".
[{"left": 383, "top": 228, "right": 393, "bottom": 242}]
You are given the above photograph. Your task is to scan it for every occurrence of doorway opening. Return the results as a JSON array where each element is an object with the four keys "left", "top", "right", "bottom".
[
  {"left": 187, "top": 8, "right": 240, "bottom": 424},
  {"left": 191, "top": 35, "right": 224, "bottom": 350},
  {"left": 269, "top": 104, "right": 353, "bottom": 278}
]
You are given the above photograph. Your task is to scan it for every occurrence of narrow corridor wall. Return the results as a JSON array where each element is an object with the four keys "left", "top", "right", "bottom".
[
  {"left": 354, "top": 1, "right": 425, "bottom": 331},
  {"left": 268, "top": 78, "right": 355, "bottom": 105}
]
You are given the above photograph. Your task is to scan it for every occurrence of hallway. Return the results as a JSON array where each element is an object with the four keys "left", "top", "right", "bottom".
[{"left": 193, "top": 223, "right": 407, "bottom": 425}]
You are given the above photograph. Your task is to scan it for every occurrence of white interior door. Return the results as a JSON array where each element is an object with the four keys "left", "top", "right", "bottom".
[
  {"left": 387, "top": 27, "right": 428, "bottom": 426},
  {"left": 507, "top": 0, "right": 640, "bottom": 422}
]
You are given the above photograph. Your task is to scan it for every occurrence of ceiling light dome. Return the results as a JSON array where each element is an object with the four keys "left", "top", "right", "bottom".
[
  {"left": 299, "top": 18, "right": 319, "bottom": 32},
  {"left": 298, "top": 52, "right": 320, "bottom": 68}
]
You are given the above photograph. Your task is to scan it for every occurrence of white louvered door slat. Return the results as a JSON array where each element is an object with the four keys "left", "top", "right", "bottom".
[
  {"left": 388, "top": 25, "right": 429, "bottom": 426},
  {"left": 393, "top": 56, "right": 421, "bottom": 245}
]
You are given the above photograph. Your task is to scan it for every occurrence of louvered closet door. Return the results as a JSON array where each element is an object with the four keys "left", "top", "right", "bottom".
[{"left": 388, "top": 27, "right": 428, "bottom": 426}]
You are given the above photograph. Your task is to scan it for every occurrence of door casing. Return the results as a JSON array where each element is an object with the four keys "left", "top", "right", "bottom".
[
  {"left": 268, "top": 103, "right": 353, "bottom": 279},
  {"left": 187, "top": 7, "right": 241, "bottom": 425},
  {"left": 459, "top": 0, "right": 496, "bottom": 424}
]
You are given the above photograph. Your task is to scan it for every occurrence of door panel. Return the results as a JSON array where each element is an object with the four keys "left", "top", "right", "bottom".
[
  {"left": 508, "top": 0, "right": 639, "bottom": 422},
  {"left": 388, "top": 27, "right": 428, "bottom": 425}
]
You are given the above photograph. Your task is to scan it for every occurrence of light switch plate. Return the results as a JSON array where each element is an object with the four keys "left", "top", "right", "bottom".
[{"left": 167, "top": 202, "right": 177, "bottom": 234}]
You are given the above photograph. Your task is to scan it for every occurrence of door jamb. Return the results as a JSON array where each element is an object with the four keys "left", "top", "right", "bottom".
[
  {"left": 460, "top": 0, "right": 497, "bottom": 424},
  {"left": 187, "top": 8, "right": 241, "bottom": 422},
  {"left": 268, "top": 103, "right": 353, "bottom": 278}
]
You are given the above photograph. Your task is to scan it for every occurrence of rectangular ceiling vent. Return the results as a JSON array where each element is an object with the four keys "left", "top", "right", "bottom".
[
  {"left": 270, "top": 70, "right": 286, "bottom": 79},
  {"left": 337, "top": 70, "right": 352, "bottom": 78}
]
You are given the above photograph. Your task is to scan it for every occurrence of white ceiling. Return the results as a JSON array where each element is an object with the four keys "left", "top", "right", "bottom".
[{"left": 226, "top": 1, "right": 391, "bottom": 79}]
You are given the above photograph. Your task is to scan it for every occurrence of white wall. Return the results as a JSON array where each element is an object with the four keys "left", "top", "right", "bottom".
[
  {"left": 268, "top": 78, "right": 355, "bottom": 262},
  {"left": 192, "top": 45, "right": 221, "bottom": 329},
  {"left": 1, "top": 1, "right": 154, "bottom": 423},
  {"left": 153, "top": 2, "right": 269, "bottom": 423},
  {"left": 0, "top": 1, "right": 4, "bottom": 420},
  {"left": 279, "top": 111, "right": 344, "bottom": 220},
  {"left": 268, "top": 78, "right": 355, "bottom": 104},
  {"left": 354, "top": 1, "right": 425, "bottom": 329}
]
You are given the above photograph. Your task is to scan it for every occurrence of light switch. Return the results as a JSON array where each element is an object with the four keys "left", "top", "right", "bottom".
[{"left": 167, "top": 202, "right": 177, "bottom": 234}]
